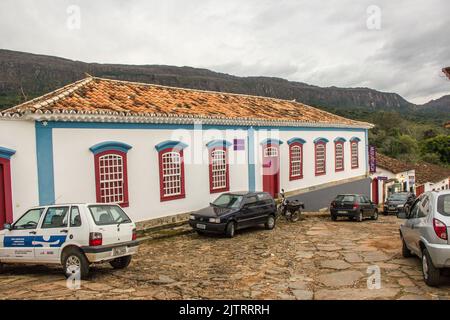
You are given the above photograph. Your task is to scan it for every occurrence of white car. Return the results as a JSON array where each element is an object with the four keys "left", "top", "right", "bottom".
[{"left": 0, "top": 203, "right": 139, "bottom": 279}]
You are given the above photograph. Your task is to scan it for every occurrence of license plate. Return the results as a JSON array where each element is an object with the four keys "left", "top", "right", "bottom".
[
  {"left": 113, "top": 246, "right": 127, "bottom": 256},
  {"left": 338, "top": 210, "right": 347, "bottom": 214},
  {"left": 196, "top": 223, "right": 206, "bottom": 230}
]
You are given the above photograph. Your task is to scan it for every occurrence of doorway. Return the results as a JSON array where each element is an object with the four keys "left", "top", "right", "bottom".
[
  {"left": 262, "top": 145, "right": 280, "bottom": 198},
  {"left": 371, "top": 178, "right": 379, "bottom": 204}
]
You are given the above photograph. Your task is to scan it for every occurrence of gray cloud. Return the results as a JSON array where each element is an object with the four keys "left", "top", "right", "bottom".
[{"left": 0, "top": 0, "right": 449, "bottom": 104}]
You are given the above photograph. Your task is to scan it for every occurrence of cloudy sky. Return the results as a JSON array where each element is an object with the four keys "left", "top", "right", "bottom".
[{"left": 0, "top": 0, "right": 449, "bottom": 104}]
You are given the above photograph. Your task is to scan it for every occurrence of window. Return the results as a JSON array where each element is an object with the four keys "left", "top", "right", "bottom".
[
  {"left": 88, "top": 205, "right": 131, "bottom": 226},
  {"left": 159, "top": 149, "right": 185, "bottom": 201},
  {"left": 41, "top": 207, "right": 69, "bottom": 229},
  {"left": 264, "top": 146, "right": 278, "bottom": 157},
  {"left": 209, "top": 147, "right": 229, "bottom": 193},
  {"left": 351, "top": 140, "right": 359, "bottom": 169},
  {"left": 315, "top": 142, "right": 327, "bottom": 175},
  {"left": 289, "top": 144, "right": 303, "bottom": 180},
  {"left": 13, "top": 208, "right": 44, "bottom": 230},
  {"left": 70, "top": 206, "right": 82, "bottom": 227},
  {"left": 335, "top": 142, "right": 344, "bottom": 171},
  {"left": 94, "top": 150, "right": 129, "bottom": 207}
]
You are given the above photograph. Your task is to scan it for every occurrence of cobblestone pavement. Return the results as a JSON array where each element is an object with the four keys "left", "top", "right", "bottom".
[{"left": 1, "top": 215, "right": 450, "bottom": 300}]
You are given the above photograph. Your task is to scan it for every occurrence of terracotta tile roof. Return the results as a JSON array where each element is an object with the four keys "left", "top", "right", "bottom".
[
  {"left": 376, "top": 152, "right": 450, "bottom": 184},
  {"left": 376, "top": 153, "right": 414, "bottom": 174},
  {"left": 0, "top": 76, "right": 372, "bottom": 128}
]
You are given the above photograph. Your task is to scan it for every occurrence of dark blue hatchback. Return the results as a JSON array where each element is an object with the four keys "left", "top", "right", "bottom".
[{"left": 189, "top": 192, "right": 277, "bottom": 238}]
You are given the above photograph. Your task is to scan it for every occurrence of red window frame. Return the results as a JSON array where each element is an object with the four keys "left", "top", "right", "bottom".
[
  {"left": 158, "top": 148, "right": 186, "bottom": 202},
  {"left": 351, "top": 141, "right": 359, "bottom": 169},
  {"left": 0, "top": 158, "right": 14, "bottom": 226},
  {"left": 315, "top": 142, "right": 327, "bottom": 176},
  {"left": 209, "top": 146, "right": 230, "bottom": 193},
  {"left": 94, "top": 150, "right": 129, "bottom": 208},
  {"left": 334, "top": 141, "right": 345, "bottom": 172},
  {"left": 289, "top": 142, "right": 303, "bottom": 180}
]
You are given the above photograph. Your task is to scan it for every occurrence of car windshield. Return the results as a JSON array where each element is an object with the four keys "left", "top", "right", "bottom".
[
  {"left": 388, "top": 193, "right": 408, "bottom": 201},
  {"left": 212, "top": 194, "right": 244, "bottom": 209},
  {"left": 335, "top": 195, "right": 356, "bottom": 202},
  {"left": 437, "top": 194, "right": 450, "bottom": 217},
  {"left": 89, "top": 205, "right": 132, "bottom": 226}
]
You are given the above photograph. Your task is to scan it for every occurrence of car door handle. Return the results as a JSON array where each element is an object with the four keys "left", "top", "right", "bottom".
[
  {"left": 60, "top": 229, "right": 69, "bottom": 233},
  {"left": 29, "top": 231, "right": 36, "bottom": 235}
]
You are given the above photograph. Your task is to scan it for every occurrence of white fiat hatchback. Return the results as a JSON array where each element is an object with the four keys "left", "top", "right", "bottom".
[{"left": 0, "top": 203, "right": 139, "bottom": 279}]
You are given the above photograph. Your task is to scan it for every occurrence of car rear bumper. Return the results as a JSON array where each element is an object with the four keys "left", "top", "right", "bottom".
[
  {"left": 330, "top": 209, "right": 358, "bottom": 217},
  {"left": 81, "top": 240, "right": 139, "bottom": 263},
  {"left": 425, "top": 242, "right": 450, "bottom": 268},
  {"left": 189, "top": 220, "right": 227, "bottom": 233},
  {"left": 383, "top": 206, "right": 404, "bottom": 214}
]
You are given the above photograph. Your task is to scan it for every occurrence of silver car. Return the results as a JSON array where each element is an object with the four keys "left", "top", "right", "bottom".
[{"left": 399, "top": 190, "right": 450, "bottom": 286}]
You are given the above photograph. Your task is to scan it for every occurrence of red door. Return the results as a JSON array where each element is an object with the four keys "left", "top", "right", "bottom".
[
  {"left": 371, "top": 178, "right": 379, "bottom": 204},
  {"left": 0, "top": 163, "right": 5, "bottom": 229},
  {"left": 262, "top": 145, "right": 280, "bottom": 198},
  {"left": 416, "top": 185, "right": 425, "bottom": 196}
]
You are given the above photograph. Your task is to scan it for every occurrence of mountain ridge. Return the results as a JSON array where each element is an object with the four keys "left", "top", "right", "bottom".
[{"left": 0, "top": 49, "right": 448, "bottom": 122}]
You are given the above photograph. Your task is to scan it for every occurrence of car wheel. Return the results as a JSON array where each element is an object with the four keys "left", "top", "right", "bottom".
[
  {"left": 265, "top": 215, "right": 276, "bottom": 230},
  {"left": 401, "top": 236, "right": 413, "bottom": 258},
  {"left": 422, "top": 248, "right": 440, "bottom": 287},
  {"left": 356, "top": 211, "right": 363, "bottom": 222},
  {"left": 62, "top": 247, "right": 90, "bottom": 280},
  {"left": 110, "top": 255, "right": 132, "bottom": 269},
  {"left": 225, "top": 221, "right": 236, "bottom": 238},
  {"left": 404, "top": 204, "right": 410, "bottom": 215},
  {"left": 372, "top": 210, "right": 379, "bottom": 220},
  {"left": 331, "top": 214, "right": 337, "bottom": 221}
]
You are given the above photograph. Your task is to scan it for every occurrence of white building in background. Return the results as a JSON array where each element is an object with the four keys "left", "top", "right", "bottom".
[{"left": 0, "top": 76, "right": 373, "bottom": 228}]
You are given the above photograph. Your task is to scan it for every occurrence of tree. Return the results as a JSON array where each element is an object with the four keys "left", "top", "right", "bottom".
[{"left": 420, "top": 135, "right": 450, "bottom": 165}]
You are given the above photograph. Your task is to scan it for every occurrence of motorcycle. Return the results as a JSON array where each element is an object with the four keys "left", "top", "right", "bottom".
[{"left": 276, "top": 189, "right": 304, "bottom": 222}]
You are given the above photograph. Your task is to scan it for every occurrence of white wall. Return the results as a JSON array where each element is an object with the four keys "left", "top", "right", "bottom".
[
  {"left": 254, "top": 129, "right": 368, "bottom": 193},
  {"left": 52, "top": 127, "right": 249, "bottom": 222},
  {"left": 0, "top": 119, "right": 39, "bottom": 219},
  {"left": 425, "top": 178, "right": 450, "bottom": 192}
]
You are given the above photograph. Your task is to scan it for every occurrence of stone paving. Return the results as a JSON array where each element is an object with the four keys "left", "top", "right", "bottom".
[{"left": 1, "top": 215, "right": 450, "bottom": 300}]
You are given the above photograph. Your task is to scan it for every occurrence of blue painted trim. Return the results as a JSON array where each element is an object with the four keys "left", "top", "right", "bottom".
[
  {"left": 42, "top": 121, "right": 367, "bottom": 132},
  {"left": 313, "top": 137, "right": 329, "bottom": 144},
  {"left": 0, "top": 147, "right": 16, "bottom": 160},
  {"left": 247, "top": 127, "right": 256, "bottom": 192},
  {"left": 350, "top": 136, "right": 361, "bottom": 142},
  {"left": 206, "top": 139, "right": 232, "bottom": 149},
  {"left": 89, "top": 141, "right": 132, "bottom": 155},
  {"left": 155, "top": 140, "right": 188, "bottom": 152},
  {"left": 333, "top": 137, "right": 347, "bottom": 143},
  {"left": 287, "top": 137, "right": 306, "bottom": 145},
  {"left": 260, "top": 138, "right": 284, "bottom": 146},
  {"left": 35, "top": 122, "right": 55, "bottom": 205},
  {"left": 364, "top": 130, "right": 369, "bottom": 173}
]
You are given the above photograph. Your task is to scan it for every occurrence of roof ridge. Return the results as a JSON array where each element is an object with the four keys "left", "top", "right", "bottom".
[{"left": 92, "top": 76, "right": 370, "bottom": 127}]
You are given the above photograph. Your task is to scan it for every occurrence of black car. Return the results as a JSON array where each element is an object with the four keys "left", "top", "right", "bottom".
[
  {"left": 330, "top": 194, "right": 378, "bottom": 222},
  {"left": 189, "top": 192, "right": 276, "bottom": 237},
  {"left": 383, "top": 192, "right": 416, "bottom": 215}
]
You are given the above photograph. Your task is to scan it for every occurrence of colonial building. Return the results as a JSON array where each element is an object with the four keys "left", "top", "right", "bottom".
[{"left": 0, "top": 76, "right": 373, "bottom": 228}]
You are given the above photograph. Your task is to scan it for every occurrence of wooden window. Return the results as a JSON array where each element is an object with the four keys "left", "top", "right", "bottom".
[
  {"left": 289, "top": 143, "right": 303, "bottom": 180},
  {"left": 335, "top": 142, "right": 344, "bottom": 172},
  {"left": 315, "top": 142, "right": 326, "bottom": 176},
  {"left": 209, "top": 147, "right": 229, "bottom": 193},
  {"left": 94, "top": 150, "right": 129, "bottom": 207},
  {"left": 264, "top": 146, "right": 278, "bottom": 157},
  {"left": 351, "top": 141, "right": 359, "bottom": 169},
  {"left": 159, "top": 149, "right": 185, "bottom": 201}
]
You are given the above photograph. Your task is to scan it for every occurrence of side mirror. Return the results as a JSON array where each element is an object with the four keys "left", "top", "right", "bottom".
[
  {"left": 3, "top": 223, "right": 12, "bottom": 230},
  {"left": 281, "top": 189, "right": 285, "bottom": 192},
  {"left": 397, "top": 212, "right": 407, "bottom": 219}
]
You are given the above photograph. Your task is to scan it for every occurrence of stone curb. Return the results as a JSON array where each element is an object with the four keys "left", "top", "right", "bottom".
[{"left": 137, "top": 211, "right": 330, "bottom": 243}]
